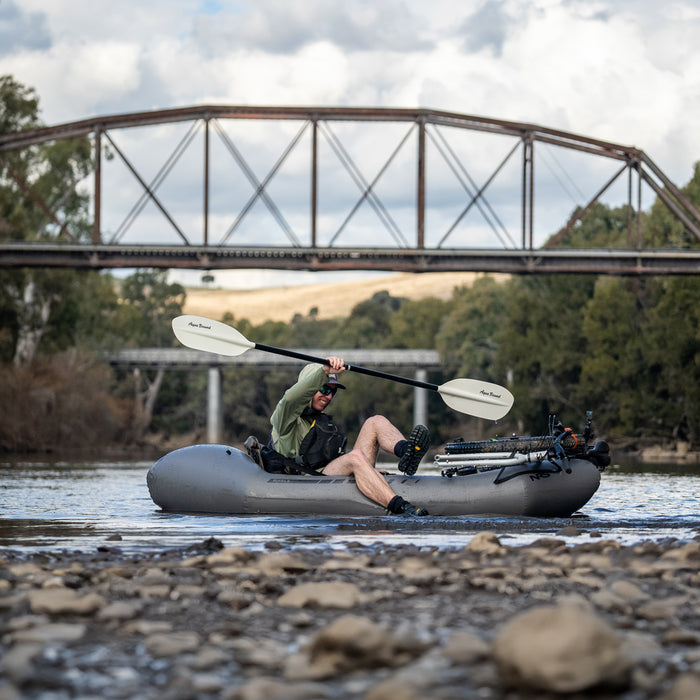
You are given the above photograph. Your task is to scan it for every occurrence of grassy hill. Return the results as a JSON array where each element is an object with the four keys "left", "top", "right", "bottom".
[{"left": 183, "top": 271, "right": 506, "bottom": 323}]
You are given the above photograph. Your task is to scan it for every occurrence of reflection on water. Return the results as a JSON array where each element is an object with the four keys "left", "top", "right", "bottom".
[{"left": 1, "top": 458, "right": 699, "bottom": 554}]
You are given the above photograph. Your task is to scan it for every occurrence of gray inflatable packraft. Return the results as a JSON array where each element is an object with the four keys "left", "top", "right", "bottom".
[{"left": 147, "top": 444, "right": 602, "bottom": 517}]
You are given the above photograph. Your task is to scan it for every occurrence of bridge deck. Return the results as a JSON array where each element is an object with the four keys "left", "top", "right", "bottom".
[
  {"left": 106, "top": 347, "right": 441, "bottom": 370},
  {"left": 5, "top": 244, "right": 700, "bottom": 275}
]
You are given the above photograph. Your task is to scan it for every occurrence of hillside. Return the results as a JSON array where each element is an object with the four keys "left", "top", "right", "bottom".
[{"left": 183, "top": 272, "right": 506, "bottom": 323}]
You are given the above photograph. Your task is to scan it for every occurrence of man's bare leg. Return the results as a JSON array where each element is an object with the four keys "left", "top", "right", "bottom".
[
  {"left": 322, "top": 451, "right": 396, "bottom": 507},
  {"left": 352, "top": 415, "right": 404, "bottom": 466}
]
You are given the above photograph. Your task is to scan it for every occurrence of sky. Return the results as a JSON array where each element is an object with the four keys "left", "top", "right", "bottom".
[{"left": 1, "top": 0, "right": 699, "bottom": 287}]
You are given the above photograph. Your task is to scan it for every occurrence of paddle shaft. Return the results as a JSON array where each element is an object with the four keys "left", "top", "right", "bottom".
[
  {"left": 171, "top": 315, "right": 514, "bottom": 418},
  {"left": 254, "top": 342, "right": 438, "bottom": 391}
]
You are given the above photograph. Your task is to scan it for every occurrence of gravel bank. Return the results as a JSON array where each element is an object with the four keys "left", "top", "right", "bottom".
[{"left": 1, "top": 532, "right": 699, "bottom": 699}]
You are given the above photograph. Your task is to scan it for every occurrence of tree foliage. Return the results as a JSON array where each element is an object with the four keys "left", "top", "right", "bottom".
[{"left": 0, "top": 75, "right": 95, "bottom": 365}]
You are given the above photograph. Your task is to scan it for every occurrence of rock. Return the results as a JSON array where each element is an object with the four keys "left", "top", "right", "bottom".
[
  {"left": 288, "top": 611, "right": 314, "bottom": 627},
  {"left": 217, "top": 588, "right": 253, "bottom": 609},
  {"left": 528, "top": 537, "right": 566, "bottom": 550},
  {"left": 41, "top": 576, "right": 66, "bottom": 589},
  {"left": 288, "top": 614, "right": 427, "bottom": 679},
  {"left": 622, "top": 631, "right": 663, "bottom": 666},
  {"left": 465, "top": 531, "right": 506, "bottom": 555},
  {"left": 206, "top": 547, "right": 254, "bottom": 567},
  {"left": 0, "top": 682, "right": 21, "bottom": 700},
  {"left": 27, "top": 588, "right": 106, "bottom": 615},
  {"left": 277, "top": 581, "right": 363, "bottom": 609},
  {"left": 136, "top": 584, "right": 171, "bottom": 599},
  {"left": 144, "top": 630, "right": 201, "bottom": 657},
  {"left": 256, "top": 552, "right": 311, "bottom": 574},
  {"left": 121, "top": 619, "right": 173, "bottom": 635},
  {"left": 9, "top": 622, "right": 87, "bottom": 644},
  {"left": 637, "top": 596, "right": 687, "bottom": 621},
  {"left": 590, "top": 588, "right": 632, "bottom": 614},
  {"left": 137, "top": 567, "right": 170, "bottom": 584},
  {"left": 192, "top": 646, "right": 230, "bottom": 670},
  {"left": 229, "top": 637, "right": 288, "bottom": 670},
  {"left": 0, "top": 643, "right": 43, "bottom": 683},
  {"left": 320, "top": 554, "right": 371, "bottom": 570},
  {"left": 191, "top": 673, "right": 225, "bottom": 694},
  {"left": 659, "top": 673, "right": 700, "bottom": 700},
  {"left": 170, "top": 584, "right": 208, "bottom": 599},
  {"left": 365, "top": 679, "right": 419, "bottom": 700},
  {"left": 568, "top": 571, "right": 605, "bottom": 589},
  {"left": 663, "top": 627, "right": 700, "bottom": 645},
  {"left": 493, "top": 603, "right": 630, "bottom": 693},
  {"left": 224, "top": 677, "right": 332, "bottom": 699},
  {"left": 395, "top": 557, "right": 443, "bottom": 582},
  {"left": 556, "top": 525, "right": 581, "bottom": 537},
  {"left": 96, "top": 600, "right": 143, "bottom": 621},
  {"left": 442, "top": 631, "right": 490, "bottom": 664},
  {"left": 661, "top": 542, "right": 700, "bottom": 561},
  {"left": 609, "top": 579, "right": 650, "bottom": 602},
  {"left": 3, "top": 614, "right": 49, "bottom": 632}
]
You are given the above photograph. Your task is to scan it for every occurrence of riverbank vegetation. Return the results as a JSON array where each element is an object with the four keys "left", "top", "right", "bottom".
[{"left": 2, "top": 75, "right": 700, "bottom": 454}]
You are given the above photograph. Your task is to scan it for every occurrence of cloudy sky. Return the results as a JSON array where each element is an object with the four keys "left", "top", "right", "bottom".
[{"left": 1, "top": 0, "right": 699, "bottom": 286}]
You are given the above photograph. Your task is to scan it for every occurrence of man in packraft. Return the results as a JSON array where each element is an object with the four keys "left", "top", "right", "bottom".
[{"left": 267, "top": 356, "right": 431, "bottom": 516}]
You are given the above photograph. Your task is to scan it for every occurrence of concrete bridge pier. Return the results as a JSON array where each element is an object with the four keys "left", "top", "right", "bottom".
[
  {"left": 413, "top": 367, "right": 429, "bottom": 428},
  {"left": 208, "top": 367, "right": 223, "bottom": 443}
]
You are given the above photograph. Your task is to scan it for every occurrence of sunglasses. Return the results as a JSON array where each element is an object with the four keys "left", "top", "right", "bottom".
[{"left": 319, "top": 386, "right": 337, "bottom": 396}]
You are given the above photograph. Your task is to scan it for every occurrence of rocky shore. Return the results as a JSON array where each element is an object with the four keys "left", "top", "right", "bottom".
[{"left": 1, "top": 532, "right": 699, "bottom": 700}]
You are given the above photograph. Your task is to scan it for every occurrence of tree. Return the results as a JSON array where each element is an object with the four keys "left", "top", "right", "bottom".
[
  {"left": 640, "top": 276, "right": 700, "bottom": 445},
  {"left": 113, "top": 269, "right": 186, "bottom": 440},
  {"left": 387, "top": 297, "right": 450, "bottom": 349},
  {"left": 577, "top": 277, "right": 645, "bottom": 438},
  {"left": 0, "top": 75, "right": 93, "bottom": 365},
  {"left": 644, "top": 162, "right": 700, "bottom": 249},
  {"left": 325, "top": 290, "right": 407, "bottom": 348}
]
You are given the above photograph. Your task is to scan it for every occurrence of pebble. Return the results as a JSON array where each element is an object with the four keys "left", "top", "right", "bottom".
[
  {"left": 0, "top": 532, "right": 698, "bottom": 698},
  {"left": 277, "top": 581, "right": 363, "bottom": 609}
]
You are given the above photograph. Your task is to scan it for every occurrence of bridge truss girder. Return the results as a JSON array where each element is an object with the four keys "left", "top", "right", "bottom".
[{"left": 1, "top": 106, "right": 699, "bottom": 274}]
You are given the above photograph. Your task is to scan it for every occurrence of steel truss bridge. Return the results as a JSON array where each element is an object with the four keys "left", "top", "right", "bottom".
[{"left": 1, "top": 106, "right": 700, "bottom": 275}]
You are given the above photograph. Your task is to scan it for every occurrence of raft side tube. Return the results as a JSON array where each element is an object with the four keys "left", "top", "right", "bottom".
[{"left": 147, "top": 444, "right": 601, "bottom": 517}]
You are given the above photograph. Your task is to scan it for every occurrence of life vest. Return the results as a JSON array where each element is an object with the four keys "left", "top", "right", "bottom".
[
  {"left": 297, "top": 409, "right": 347, "bottom": 471},
  {"left": 262, "top": 409, "right": 346, "bottom": 475}
]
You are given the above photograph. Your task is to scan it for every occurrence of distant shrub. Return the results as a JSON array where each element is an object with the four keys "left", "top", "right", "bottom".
[{"left": 0, "top": 351, "right": 130, "bottom": 453}]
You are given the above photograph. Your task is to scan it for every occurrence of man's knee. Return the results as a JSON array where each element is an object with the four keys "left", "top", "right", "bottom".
[
  {"left": 344, "top": 448, "right": 374, "bottom": 472},
  {"left": 362, "top": 415, "right": 392, "bottom": 432},
  {"left": 324, "top": 449, "right": 368, "bottom": 475}
]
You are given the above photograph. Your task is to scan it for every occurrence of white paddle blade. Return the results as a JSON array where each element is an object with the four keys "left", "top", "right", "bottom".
[
  {"left": 437, "top": 378, "right": 514, "bottom": 420},
  {"left": 172, "top": 315, "right": 255, "bottom": 356}
]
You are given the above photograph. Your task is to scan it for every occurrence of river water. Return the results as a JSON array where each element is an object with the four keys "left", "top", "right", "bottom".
[{"left": 1, "top": 456, "right": 698, "bottom": 555}]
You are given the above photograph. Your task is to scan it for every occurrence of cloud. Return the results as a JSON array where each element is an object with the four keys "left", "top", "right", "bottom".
[
  {"left": 0, "top": 1, "right": 51, "bottom": 57},
  {"left": 191, "top": 0, "right": 434, "bottom": 55},
  {"left": 458, "top": 0, "right": 512, "bottom": 57}
]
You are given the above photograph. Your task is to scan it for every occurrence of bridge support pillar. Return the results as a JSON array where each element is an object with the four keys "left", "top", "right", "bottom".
[
  {"left": 413, "top": 367, "right": 428, "bottom": 427},
  {"left": 208, "top": 367, "right": 223, "bottom": 443}
]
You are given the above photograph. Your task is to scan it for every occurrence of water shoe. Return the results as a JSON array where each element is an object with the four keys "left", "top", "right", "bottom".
[{"left": 398, "top": 424, "right": 430, "bottom": 475}]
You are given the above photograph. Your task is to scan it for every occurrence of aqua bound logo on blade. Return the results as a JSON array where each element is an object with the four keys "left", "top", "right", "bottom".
[
  {"left": 480, "top": 389, "right": 502, "bottom": 399},
  {"left": 188, "top": 321, "right": 212, "bottom": 329}
]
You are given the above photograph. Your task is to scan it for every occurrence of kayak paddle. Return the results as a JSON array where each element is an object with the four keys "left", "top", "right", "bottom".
[{"left": 172, "top": 314, "right": 514, "bottom": 420}]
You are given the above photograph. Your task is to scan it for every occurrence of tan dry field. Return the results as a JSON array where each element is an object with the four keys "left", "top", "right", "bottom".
[{"left": 183, "top": 272, "right": 506, "bottom": 323}]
